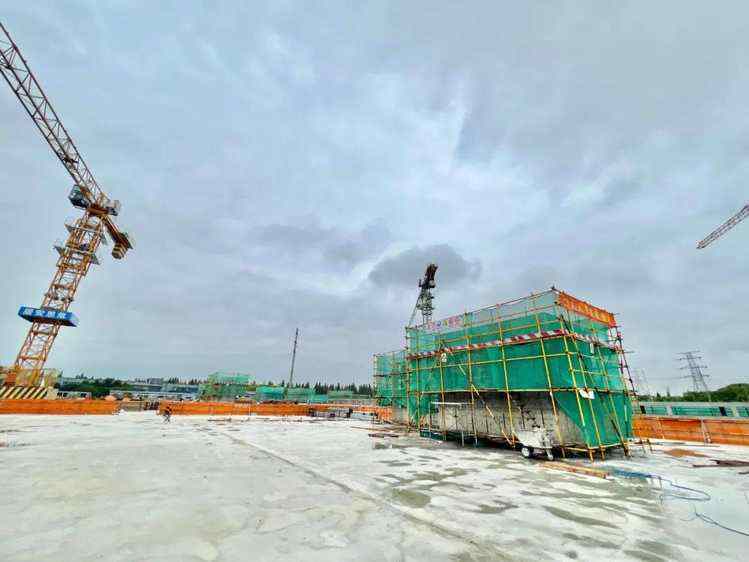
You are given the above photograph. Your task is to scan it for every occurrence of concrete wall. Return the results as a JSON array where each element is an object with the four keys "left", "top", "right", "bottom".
[{"left": 397, "top": 392, "right": 588, "bottom": 446}]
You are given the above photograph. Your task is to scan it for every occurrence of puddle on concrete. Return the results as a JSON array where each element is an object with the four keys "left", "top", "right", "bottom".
[
  {"left": 409, "top": 468, "right": 471, "bottom": 482},
  {"left": 635, "top": 539, "right": 677, "bottom": 560},
  {"left": 485, "top": 462, "right": 525, "bottom": 472},
  {"left": 441, "top": 482, "right": 479, "bottom": 494},
  {"left": 373, "top": 442, "right": 409, "bottom": 450},
  {"left": 375, "top": 474, "right": 415, "bottom": 488},
  {"left": 475, "top": 500, "right": 517, "bottom": 514},
  {"left": 561, "top": 532, "right": 618, "bottom": 550},
  {"left": 622, "top": 549, "right": 668, "bottom": 562},
  {"left": 379, "top": 460, "right": 412, "bottom": 467},
  {"left": 374, "top": 467, "right": 477, "bottom": 491},
  {"left": 391, "top": 488, "right": 431, "bottom": 508},
  {"left": 544, "top": 505, "right": 618, "bottom": 528}
]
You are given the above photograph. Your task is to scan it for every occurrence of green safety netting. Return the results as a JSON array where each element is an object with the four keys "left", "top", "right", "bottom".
[
  {"left": 198, "top": 372, "right": 254, "bottom": 401},
  {"left": 642, "top": 404, "right": 668, "bottom": 416},
  {"left": 255, "top": 385, "right": 328, "bottom": 403},
  {"left": 670, "top": 406, "right": 722, "bottom": 417},
  {"left": 374, "top": 291, "right": 633, "bottom": 449},
  {"left": 285, "top": 387, "right": 314, "bottom": 399},
  {"left": 256, "top": 385, "right": 285, "bottom": 401},
  {"left": 206, "top": 372, "right": 253, "bottom": 385},
  {"left": 374, "top": 350, "right": 408, "bottom": 408}
]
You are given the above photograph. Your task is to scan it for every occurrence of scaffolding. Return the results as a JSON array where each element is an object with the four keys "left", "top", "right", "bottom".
[
  {"left": 255, "top": 385, "right": 285, "bottom": 401},
  {"left": 255, "top": 385, "right": 329, "bottom": 403},
  {"left": 374, "top": 289, "right": 636, "bottom": 459},
  {"left": 198, "top": 372, "right": 253, "bottom": 401}
]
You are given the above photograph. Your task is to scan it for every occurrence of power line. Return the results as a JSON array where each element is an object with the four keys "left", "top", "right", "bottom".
[
  {"left": 677, "top": 351, "right": 711, "bottom": 400},
  {"left": 631, "top": 368, "right": 653, "bottom": 397}
]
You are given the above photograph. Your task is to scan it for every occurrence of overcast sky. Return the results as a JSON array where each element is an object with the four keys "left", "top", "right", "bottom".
[{"left": 1, "top": 2, "right": 748, "bottom": 392}]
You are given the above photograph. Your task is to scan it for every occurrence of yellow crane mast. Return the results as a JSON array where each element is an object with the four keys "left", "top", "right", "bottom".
[{"left": 0, "top": 22, "right": 134, "bottom": 390}]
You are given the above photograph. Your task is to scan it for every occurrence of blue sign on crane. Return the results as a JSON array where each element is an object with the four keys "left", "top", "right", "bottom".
[{"left": 18, "top": 306, "right": 79, "bottom": 327}]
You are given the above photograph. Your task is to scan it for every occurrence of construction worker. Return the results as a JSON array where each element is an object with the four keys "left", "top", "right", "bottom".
[{"left": 163, "top": 405, "right": 172, "bottom": 423}]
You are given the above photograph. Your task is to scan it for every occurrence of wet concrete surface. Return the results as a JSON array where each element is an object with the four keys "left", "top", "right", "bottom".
[{"left": 1, "top": 412, "right": 748, "bottom": 561}]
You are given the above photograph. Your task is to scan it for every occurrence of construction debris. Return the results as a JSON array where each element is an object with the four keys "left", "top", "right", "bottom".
[
  {"left": 692, "top": 459, "right": 749, "bottom": 468},
  {"left": 663, "top": 447, "right": 709, "bottom": 458}
]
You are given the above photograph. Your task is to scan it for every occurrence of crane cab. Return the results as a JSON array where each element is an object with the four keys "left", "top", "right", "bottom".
[
  {"left": 68, "top": 185, "right": 88, "bottom": 210},
  {"left": 68, "top": 185, "right": 121, "bottom": 216}
]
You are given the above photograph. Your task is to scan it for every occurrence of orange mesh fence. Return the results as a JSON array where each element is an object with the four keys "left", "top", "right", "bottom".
[
  {"left": 159, "top": 401, "right": 394, "bottom": 420},
  {"left": 0, "top": 399, "right": 119, "bottom": 415},
  {"left": 159, "top": 401, "right": 315, "bottom": 416},
  {"left": 634, "top": 415, "right": 749, "bottom": 446}
]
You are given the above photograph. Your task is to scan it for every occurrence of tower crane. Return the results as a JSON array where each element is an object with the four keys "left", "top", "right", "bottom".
[
  {"left": 0, "top": 23, "right": 134, "bottom": 388},
  {"left": 697, "top": 203, "right": 749, "bottom": 249},
  {"left": 408, "top": 263, "right": 438, "bottom": 327}
]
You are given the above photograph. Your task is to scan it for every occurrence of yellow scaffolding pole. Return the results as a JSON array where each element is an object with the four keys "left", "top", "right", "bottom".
[
  {"left": 531, "top": 293, "right": 565, "bottom": 456},
  {"left": 463, "top": 313, "right": 479, "bottom": 444},
  {"left": 561, "top": 312, "right": 606, "bottom": 459},
  {"left": 496, "top": 310, "right": 516, "bottom": 446}
]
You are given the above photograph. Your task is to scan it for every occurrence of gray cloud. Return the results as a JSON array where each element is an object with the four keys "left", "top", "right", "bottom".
[
  {"left": 253, "top": 218, "right": 390, "bottom": 270},
  {"left": 369, "top": 244, "right": 481, "bottom": 289},
  {"left": 1, "top": 2, "right": 748, "bottom": 391}
]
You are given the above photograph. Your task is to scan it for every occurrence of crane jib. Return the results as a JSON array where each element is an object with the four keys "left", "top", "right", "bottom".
[{"left": 0, "top": 21, "right": 134, "bottom": 260}]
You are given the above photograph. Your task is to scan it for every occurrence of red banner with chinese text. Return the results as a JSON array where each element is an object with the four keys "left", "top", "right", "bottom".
[{"left": 557, "top": 291, "right": 616, "bottom": 327}]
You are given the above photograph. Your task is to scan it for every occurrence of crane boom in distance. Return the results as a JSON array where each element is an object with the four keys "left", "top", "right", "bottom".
[
  {"left": 408, "top": 263, "right": 438, "bottom": 327},
  {"left": 697, "top": 203, "right": 749, "bottom": 249}
]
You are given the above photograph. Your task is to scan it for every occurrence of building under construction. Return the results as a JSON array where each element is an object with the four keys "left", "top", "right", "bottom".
[
  {"left": 197, "top": 372, "right": 254, "bottom": 401},
  {"left": 375, "top": 288, "right": 635, "bottom": 459}
]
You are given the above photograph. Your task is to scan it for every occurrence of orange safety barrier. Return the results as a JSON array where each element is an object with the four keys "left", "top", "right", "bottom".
[
  {"left": 159, "top": 401, "right": 317, "bottom": 416},
  {"left": 634, "top": 415, "right": 749, "bottom": 446},
  {"left": 159, "top": 401, "right": 394, "bottom": 420},
  {"left": 0, "top": 399, "right": 119, "bottom": 415}
]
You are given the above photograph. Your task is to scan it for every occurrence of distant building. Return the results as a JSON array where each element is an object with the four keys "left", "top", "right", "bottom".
[{"left": 108, "top": 384, "right": 200, "bottom": 401}]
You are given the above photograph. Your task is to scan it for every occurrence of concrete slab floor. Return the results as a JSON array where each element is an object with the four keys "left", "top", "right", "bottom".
[{"left": 1, "top": 412, "right": 747, "bottom": 561}]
